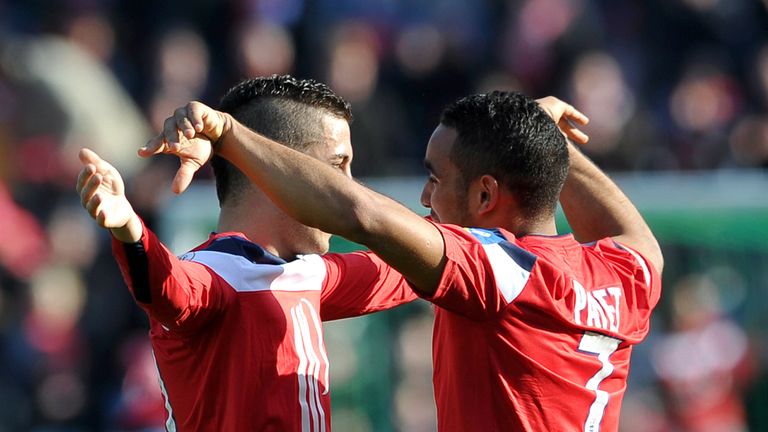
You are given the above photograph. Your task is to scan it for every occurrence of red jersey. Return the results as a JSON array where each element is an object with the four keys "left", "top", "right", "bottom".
[
  {"left": 425, "top": 225, "right": 661, "bottom": 432},
  {"left": 112, "top": 219, "right": 415, "bottom": 431}
]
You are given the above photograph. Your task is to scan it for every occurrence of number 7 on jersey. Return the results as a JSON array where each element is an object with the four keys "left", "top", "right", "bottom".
[{"left": 578, "top": 331, "right": 621, "bottom": 432}]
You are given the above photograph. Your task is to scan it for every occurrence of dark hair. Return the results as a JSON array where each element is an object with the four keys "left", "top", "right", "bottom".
[
  {"left": 440, "top": 91, "right": 569, "bottom": 219},
  {"left": 212, "top": 75, "right": 353, "bottom": 206}
]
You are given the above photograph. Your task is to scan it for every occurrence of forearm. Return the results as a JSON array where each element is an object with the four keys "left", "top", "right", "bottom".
[
  {"left": 560, "top": 143, "right": 663, "bottom": 271},
  {"left": 217, "top": 117, "right": 446, "bottom": 293},
  {"left": 218, "top": 117, "right": 382, "bottom": 241}
]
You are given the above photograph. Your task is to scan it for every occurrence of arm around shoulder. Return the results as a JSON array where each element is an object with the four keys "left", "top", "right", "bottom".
[{"left": 215, "top": 116, "right": 449, "bottom": 295}]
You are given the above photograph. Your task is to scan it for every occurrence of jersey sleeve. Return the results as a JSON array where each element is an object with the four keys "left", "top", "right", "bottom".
[
  {"left": 319, "top": 251, "right": 418, "bottom": 321},
  {"left": 111, "top": 218, "right": 234, "bottom": 332},
  {"left": 588, "top": 238, "right": 662, "bottom": 338},
  {"left": 420, "top": 223, "right": 537, "bottom": 321}
]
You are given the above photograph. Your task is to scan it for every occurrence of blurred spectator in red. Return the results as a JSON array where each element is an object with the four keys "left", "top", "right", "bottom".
[
  {"left": 652, "top": 273, "right": 753, "bottom": 432},
  {"left": 0, "top": 182, "right": 47, "bottom": 280}
]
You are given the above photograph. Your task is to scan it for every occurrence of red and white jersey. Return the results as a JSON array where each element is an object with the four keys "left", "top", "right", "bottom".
[
  {"left": 425, "top": 224, "right": 661, "bottom": 432},
  {"left": 112, "top": 219, "right": 415, "bottom": 431}
]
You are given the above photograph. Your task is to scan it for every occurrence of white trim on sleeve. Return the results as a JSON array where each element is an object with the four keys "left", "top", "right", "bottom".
[
  {"left": 616, "top": 244, "right": 652, "bottom": 287},
  {"left": 481, "top": 243, "right": 531, "bottom": 303}
]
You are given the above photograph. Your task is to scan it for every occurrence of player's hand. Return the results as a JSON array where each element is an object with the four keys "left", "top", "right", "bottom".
[
  {"left": 140, "top": 101, "right": 232, "bottom": 194},
  {"left": 77, "top": 148, "right": 142, "bottom": 242},
  {"left": 536, "top": 96, "right": 590, "bottom": 145}
]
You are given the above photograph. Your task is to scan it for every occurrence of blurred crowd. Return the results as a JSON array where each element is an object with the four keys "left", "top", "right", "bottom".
[{"left": 0, "top": 0, "right": 767, "bottom": 430}]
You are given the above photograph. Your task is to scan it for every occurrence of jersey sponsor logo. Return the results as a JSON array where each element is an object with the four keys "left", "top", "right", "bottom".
[
  {"left": 290, "top": 299, "right": 329, "bottom": 432},
  {"left": 573, "top": 280, "right": 622, "bottom": 333},
  {"left": 188, "top": 251, "right": 328, "bottom": 293}
]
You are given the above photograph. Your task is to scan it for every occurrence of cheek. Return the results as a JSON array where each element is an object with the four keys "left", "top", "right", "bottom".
[{"left": 431, "top": 188, "right": 449, "bottom": 213}]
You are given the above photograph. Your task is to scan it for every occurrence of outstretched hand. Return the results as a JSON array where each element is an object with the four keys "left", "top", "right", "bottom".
[
  {"left": 77, "top": 148, "right": 142, "bottom": 242},
  {"left": 536, "top": 96, "right": 590, "bottom": 145},
  {"left": 140, "top": 101, "right": 232, "bottom": 194}
]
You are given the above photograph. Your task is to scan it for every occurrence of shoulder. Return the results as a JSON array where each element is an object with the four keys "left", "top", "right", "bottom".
[
  {"left": 440, "top": 225, "right": 538, "bottom": 304},
  {"left": 585, "top": 238, "right": 649, "bottom": 270},
  {"left": 582, "top": 237, "right": 658, "bottom": 291},
  {"left": 183, "top": 236, "right": 328, "bottom": 293}
]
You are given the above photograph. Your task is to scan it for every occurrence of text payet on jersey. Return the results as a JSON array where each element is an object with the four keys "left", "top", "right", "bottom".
[{"left": 573, "top": 280, "right": 622, "bottom": 333}]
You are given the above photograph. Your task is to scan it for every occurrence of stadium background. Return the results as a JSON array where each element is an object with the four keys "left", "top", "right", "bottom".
[{"left": 0, "top": 0, "right": 767, "bottom": 430}]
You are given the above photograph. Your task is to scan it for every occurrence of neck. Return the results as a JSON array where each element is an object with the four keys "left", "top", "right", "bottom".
[
  {"left": 476, "top": 210, "right": 558, "bottom": 237},
  {"left": 511, "top": 218, "right": 558, "bottom": 237},
  {"left": 217, "top": 203, "right": 289, "bottom": 259}
]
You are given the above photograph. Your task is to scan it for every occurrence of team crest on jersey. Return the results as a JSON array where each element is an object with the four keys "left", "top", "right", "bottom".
[{"left": 178, "top": 251, "right": 196, "bottom": 261}]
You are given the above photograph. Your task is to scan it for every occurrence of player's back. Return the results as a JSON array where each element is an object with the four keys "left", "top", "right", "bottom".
[{"left": 428, "top": 226, "right": 661, "bottom": 432}]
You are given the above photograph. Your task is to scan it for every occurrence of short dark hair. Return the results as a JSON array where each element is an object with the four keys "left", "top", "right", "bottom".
[
  {"left": 212, "top": 75, "right": 353, "bottom": 206},
  {"left": 440, "top": 91, "right": 569, "bottom": 219}
]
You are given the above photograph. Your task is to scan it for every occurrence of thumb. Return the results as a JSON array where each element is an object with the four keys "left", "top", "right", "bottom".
[
  {"left": 79, "top": 148, "right": 102, "bottom": 165},
  {"left": 171, "top": 159, "right": 201, "bottom": 194}
]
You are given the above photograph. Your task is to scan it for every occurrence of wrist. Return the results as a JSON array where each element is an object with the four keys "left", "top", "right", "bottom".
[
  {"left": 111, "top": 213, "right": 143, "bottom": 243},
  {"left": 213, "top": 112, "right": 235, "bottom": 156}
]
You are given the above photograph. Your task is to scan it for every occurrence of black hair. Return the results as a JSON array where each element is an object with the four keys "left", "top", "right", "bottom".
[
  {"left": 212, "top": 75, "right": 352, "bottom": 206},
  {"left": 440, "top": 91, "right": 569, "bottom": 219}
]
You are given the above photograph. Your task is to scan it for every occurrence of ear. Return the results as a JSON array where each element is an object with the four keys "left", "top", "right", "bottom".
[{"left": 473, "top": 174, "right": 500, "bottom": 216}]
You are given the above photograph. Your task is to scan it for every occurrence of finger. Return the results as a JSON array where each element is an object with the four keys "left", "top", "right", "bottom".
[
  {"left": 80, "top": 173, "right": 102, "bottom": 207},
  {"left": 564, "top": 106, "right": 589, "bottom": 125},
  {"left": 96, "top": 202, "right": 112, "bottom": 227},
  {"left": 79, "top": 147, "right": 118, "bottom": 176},
  {"left": 566, "top": 129, "right": 590, "bottom": 145},
  {"left": 561, "top": 120, "right": 590, "bottom": 144},
  {"left": 187, "top": 102, "right": 206, "bottom": 132},
  {"left": 139, "top": 134, "right": 169, "bottom": 157},
  {"left": 79, "top": 148, "right": 102, "bottom": 165},
  {"left": 163, "top": 116, "right": 184, "bottom": 147},
  {"left": 97, "top": 209, "right": 108, "bottom": 227},
  {"left": 85, "top": 193, "right": 102, "bottom": 218},
  {"left": 76, "top": 164, "right": 96, "bottom": 193},
  {"left": 171, "top": 160, "right": 200, "bottom": 194},
  {"left": 174, "top": 107, "right": 196, "bottom": 139}
]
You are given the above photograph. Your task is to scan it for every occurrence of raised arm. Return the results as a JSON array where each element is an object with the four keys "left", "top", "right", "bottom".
[
  {"left": 141, "top": 103, "right": 447, "bottom": 295},
  {"left": 559, "top": 143, "right": 663, "bottom": 273},
  {"left": 536, "top": 97, "right": 663, "bottom": 274},
  {"left": 76, "top": 148, "right": 231, "bottom": 328}
]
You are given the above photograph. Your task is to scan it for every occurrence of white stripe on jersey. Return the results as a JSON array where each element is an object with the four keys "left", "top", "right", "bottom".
[
  {"left": 615, "top": 244, "right": 652, "bottom": 287},
  {"left": 291, "top": 300, "right": 327, "bottom": 432},
  {"left": 290, "top": 306, "right": 312, "bottom": 432},
  {"left": 151, "top": 350, "right": 177, "bottom": 432},
  {"left": 296, "top": 306, "right": 323, "bottom": 431},
  {"left": 301, "top": 298, "right": 331, "bottom": 396},
  {"left": 481, "top": 243, "right": 532, "bottom": 303},
  {"left": 188, "top": 251, "right": 327, "bottom": 293}
]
